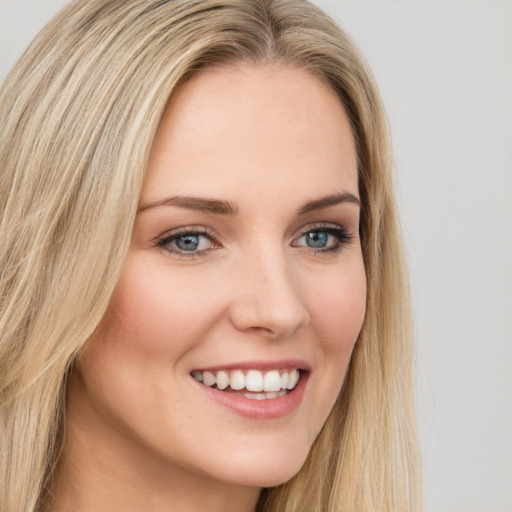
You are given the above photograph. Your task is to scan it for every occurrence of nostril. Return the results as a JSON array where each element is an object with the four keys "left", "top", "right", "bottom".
[
  {"left": 228, "top": 293, "right": 310, "bottom": 338},
  {"left": 227, "top": 255, "right": 310, "bottom": 337}
]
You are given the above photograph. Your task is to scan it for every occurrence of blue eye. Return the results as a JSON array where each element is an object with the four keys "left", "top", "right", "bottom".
[
  {"left": 175, "top": 234, "right": 200, "bottom": 251},
  {"left": 294, "top": 225, "right": 353, "bottom": 253},
  {"left": 157, "top": 229, "right": 216, "bottom": 257},
  {"left": 304, "top": 231, "right": 328, "bottom": 248}
]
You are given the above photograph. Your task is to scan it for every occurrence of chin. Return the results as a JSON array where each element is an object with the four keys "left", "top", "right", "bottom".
[{"left": 205, "top": 442, "right": 311, "bottom": 489}]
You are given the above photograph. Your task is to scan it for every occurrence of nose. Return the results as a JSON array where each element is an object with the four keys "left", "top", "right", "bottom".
[{"left": 228, "top": 250, "right": 310, "bottom": 339}]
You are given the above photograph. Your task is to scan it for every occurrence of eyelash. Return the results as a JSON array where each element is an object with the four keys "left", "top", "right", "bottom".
[
  {"left": 294, "top": 223, "right": 354, "bottom": 255},
  {"left": 155, "top": 223, "right": 354, "bottom": 259},
  {"left": 156, "top": 227, "right": 217, "bottom": 259}
]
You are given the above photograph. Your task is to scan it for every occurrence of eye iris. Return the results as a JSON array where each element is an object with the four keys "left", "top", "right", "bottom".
[
  {"left": 176, "top": 234, "right": 199, "bottom": 251},
  {"left": 306, "top": 231, "right": 328, "bottom": 248}
]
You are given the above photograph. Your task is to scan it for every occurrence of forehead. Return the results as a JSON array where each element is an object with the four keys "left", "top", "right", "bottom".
[{"left": 142, "top": 63, "right": 358, "bottom": 204}]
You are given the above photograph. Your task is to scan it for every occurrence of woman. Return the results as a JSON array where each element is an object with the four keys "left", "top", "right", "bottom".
[{"left": 0, "top": 1, "right": 421, "bottom": 511}]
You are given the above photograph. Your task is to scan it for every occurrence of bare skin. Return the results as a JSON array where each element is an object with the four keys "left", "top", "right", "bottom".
[{"left": 54, "top": 63, "right": 365, "bottom": 512}]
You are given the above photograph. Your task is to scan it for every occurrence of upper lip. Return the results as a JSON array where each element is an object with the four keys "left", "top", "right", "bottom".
[{"left": 190, "top": 359, "right": 311, "bottom": 372}]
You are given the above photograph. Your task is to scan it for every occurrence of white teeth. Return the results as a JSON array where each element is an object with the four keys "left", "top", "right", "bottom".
[
  {"left": 245, "top": 392, "right": 266, "bottom": 400},
  {"left": 246, "top": 370, "right": 264, "bottom": 391},
  {"left": 216, "top": 370, "right": 230, "bottom": 390},
  {"left": 286, "top": 369, "right": 299, "bottom": 390},
  {"left": 202, "top": 371, "right": 216, "bottom": 387},
  {"left": 193, "top": 368, "right": 302, "bottom": 396},
  {"left": 263, "top": 370, "right": 282, "bottom": 392},
  {"left": 230, "top": 370, "right": 245, "bottom": 391}
]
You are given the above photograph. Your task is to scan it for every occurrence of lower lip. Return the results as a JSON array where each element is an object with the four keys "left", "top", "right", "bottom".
[{"left": 195, "top": 372, "right": 309, "bottom": 420}]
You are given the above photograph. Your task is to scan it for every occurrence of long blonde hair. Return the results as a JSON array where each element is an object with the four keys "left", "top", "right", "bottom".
[{"left": 0, "top": 1, "right": 421, "bottom": 510}]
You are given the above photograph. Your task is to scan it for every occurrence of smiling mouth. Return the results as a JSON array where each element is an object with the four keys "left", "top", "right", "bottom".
[{"left": 191, "top": 368, "right": 301, "bottom": 400}]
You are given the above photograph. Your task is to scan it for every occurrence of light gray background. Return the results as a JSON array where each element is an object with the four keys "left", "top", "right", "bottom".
[{"left": 1, "top": 1, "right": 511, "bottom": 511}]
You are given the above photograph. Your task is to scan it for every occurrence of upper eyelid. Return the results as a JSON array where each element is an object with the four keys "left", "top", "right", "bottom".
[
  {"left": 296, "top": 225, "right": 352, "bottom": 239},
  {"left": 299, "top": 221, "right": 340, "bottom": 231},
  {"left": 155, "top": 226, "right": 218, "bottom": 242},
  {"left": 156, "top": 222, "right": 346, "bottom": 238},
  {"left": 296, "top": 221, "right": 351, "bottom": 236},
  {"left": 156, "top": 221, "right": 351, "bottom": 238}
]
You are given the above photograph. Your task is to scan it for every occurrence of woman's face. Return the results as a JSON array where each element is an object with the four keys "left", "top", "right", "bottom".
[{"left": 68, "top": 64, "right": 366, "bottom": 491}]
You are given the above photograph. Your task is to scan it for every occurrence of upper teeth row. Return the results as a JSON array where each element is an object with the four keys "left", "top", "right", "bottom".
[{"left": 192, "top": 369, "right": 300, "bottom": 392}]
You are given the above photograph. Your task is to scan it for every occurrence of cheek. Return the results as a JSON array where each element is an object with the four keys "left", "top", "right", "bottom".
[
  {"left": 294, "top": 258, "right": 366, "bottom": 443},
  {"left": 308, "top": 260, "right": 367, "bottom": 354},
  {"left": 98, "top": 253, "right": 217, "bottom": 358}
]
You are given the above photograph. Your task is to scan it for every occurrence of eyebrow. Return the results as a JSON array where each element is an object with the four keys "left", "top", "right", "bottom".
[
  {"left": 138, "top": 192, "right": 360, "bottom": 216},
  {"left": 297, "top": 193, "right": 360, "bottom": 214},
  {"left": 138, "top": 196, "right": 238, "bottom": 215}
]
